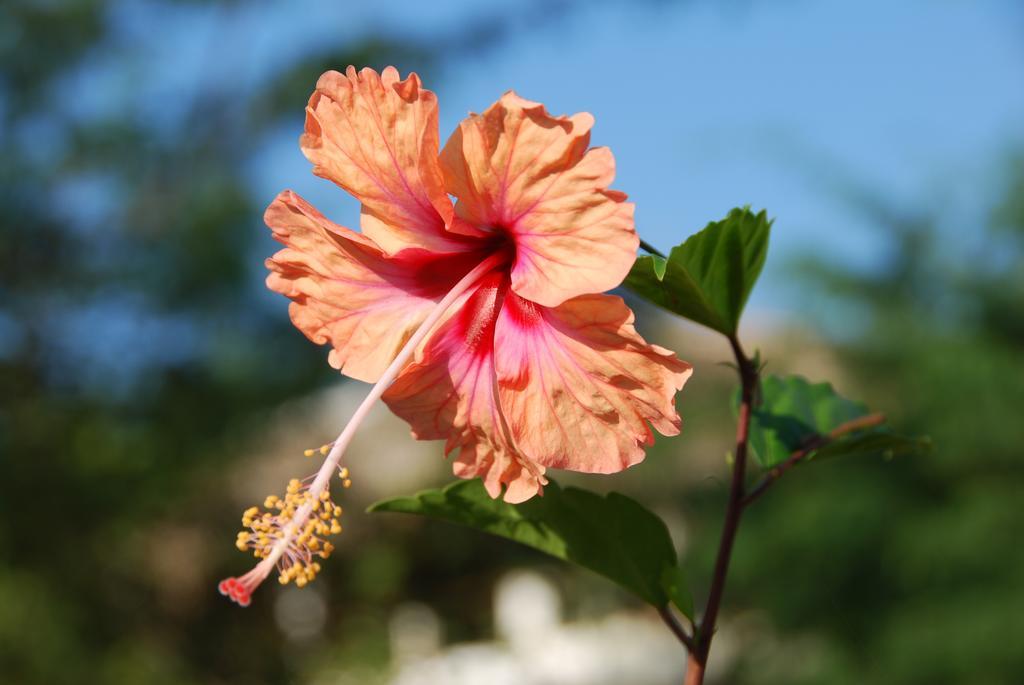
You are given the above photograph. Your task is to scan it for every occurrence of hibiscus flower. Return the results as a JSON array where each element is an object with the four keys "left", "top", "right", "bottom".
[{"left": 219, "top": 66, "right": 691, "bottom": 606}]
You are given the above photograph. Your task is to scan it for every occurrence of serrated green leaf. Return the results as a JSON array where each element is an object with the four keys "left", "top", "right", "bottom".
[
  {"left": 369, "top": 480, "right": 680, "bottom": 607},
  {"left": 744, "top": 374, "right": 930, "bottom": 467},
  {"left": 748, "top": 374, "right": 866, "bottom": 467},
  {"left": 659, "top": 565, "right": 694, "bottom": 620},
  {"left": 625, "top": 207, "right": 771, "bottom": 335}
]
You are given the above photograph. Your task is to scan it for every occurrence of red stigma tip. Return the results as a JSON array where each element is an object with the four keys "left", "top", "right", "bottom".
[{"left": 218, "top": 577, "right": 253, "bottom": 606}]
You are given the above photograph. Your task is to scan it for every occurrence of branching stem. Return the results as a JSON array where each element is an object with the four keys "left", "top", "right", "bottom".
[
  {"left": 683, "top": 335, "right": 758, "bottom": 685},
  {"left": 680, "top": 336, "right": 887, "bottom": 684},
  {"left": 658, "top": 606, "right": 695, "bottom": 651},
  {"left": 741, "top": 412, "right": 885, "bottom": 507}
]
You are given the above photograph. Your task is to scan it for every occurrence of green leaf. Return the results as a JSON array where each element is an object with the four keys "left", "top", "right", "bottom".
[
  {"left": 745, "top": 374, "right": 930, "bottom": 467},
  {"left": 748, "top": 374, "right": 866, "bottom": 467},
  {"left": 659, "top": 565, "right": 694, "bottom": 620},
  {"left": 814, "top": 432, "right": 932, "bottom": 462},
  {"left": 369, "top": 480, "right": 680, "bottom": 607},
  {"left": 625, "top": 207, "right": 771, "bottom": 335}
]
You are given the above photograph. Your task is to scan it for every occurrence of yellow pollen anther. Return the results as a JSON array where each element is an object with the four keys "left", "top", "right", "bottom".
[{"left": 231, "top": 468, "right": 351, "bottom": 591}]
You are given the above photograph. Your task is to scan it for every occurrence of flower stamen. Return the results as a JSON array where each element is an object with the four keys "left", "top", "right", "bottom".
[
  {"left": 219, "top": 251, "right": 508, "bottom": 605},
  {"left": 219, "top": 466, "right": 348, "bottom": 605}
]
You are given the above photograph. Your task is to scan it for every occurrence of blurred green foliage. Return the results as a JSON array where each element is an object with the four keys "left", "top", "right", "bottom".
[{"left": 1, "top": 2, "right": 1021, "bottom": 684}]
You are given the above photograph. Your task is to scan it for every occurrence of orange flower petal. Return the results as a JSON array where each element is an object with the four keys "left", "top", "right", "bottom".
[
  {"left": 301, "top": 66, "right": 477, "bottom": 256},
  {"left": 383, "top": 275, "right": 689, "bottom": 502},
  {"left": 493, "top": 292, "right": 692, "bottom": 473},
  {"left": 382, "top": 275, "right": 547, "bottom": 503},
  {"left": 440, "top": 92, "right": 638, "bottom": 307},
  {"left": 265, "top": 190, "right": 483, "bottom": 383}
]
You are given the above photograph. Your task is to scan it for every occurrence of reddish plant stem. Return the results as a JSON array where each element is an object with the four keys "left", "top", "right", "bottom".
[
  {"left": 741, "top": 412, "right": 886, "bottom": 508},
  {"left": 685, "top": 652, "right": 705, "bottom": 685},
  {"left": 659, "top": 606, "right": 695, "bottom": 651},
  {"left": 680, "top": 339, "right": 887, "bottom": 684},
  {"left": 685, "top": 335, "right": 758, "bottom": 684}
]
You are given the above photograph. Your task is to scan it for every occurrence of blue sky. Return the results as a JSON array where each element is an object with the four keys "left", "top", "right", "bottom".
[
  {"left": 100, "top": 0, "right": 1024, "bottom": 316},
  {"left": 15, "top": 0, "right": 1020, "bottom": 386},
  {"left": 240, "top": 0, "right": 1023, "bottom": 316}
]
